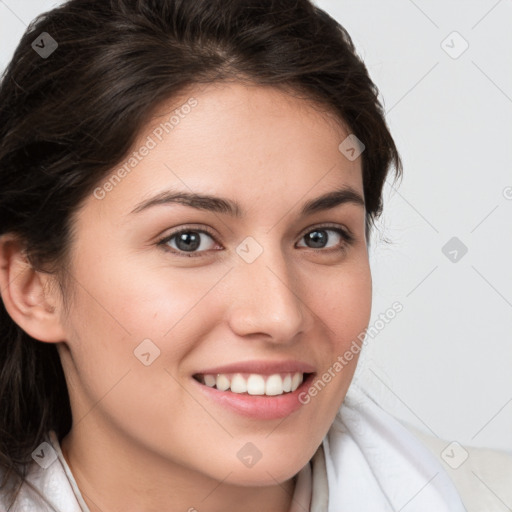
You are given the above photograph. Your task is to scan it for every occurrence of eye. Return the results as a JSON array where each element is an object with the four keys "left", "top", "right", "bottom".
[
  {"left": 157, "top": 224, "right": 355, "bottom": 257},
  {"left": 296, "top": 225, "right": 354, "bottom": 252},
  {"left": 157, "top": 227, "right": 219, "bottom": 256}
]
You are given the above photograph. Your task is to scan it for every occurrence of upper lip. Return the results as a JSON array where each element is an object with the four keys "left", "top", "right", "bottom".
[{"left": 193, "top": 359, "right": 316, "bottom": 376}]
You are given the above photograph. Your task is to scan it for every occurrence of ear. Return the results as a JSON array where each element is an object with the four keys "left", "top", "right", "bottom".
[{"left": 0, "top": 234, "right": 66, "bottom": 343}]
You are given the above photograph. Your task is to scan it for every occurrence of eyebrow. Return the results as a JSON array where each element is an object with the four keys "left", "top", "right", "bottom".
[{"left": 130, "top": 185, "right": 365, "bottom": 217}]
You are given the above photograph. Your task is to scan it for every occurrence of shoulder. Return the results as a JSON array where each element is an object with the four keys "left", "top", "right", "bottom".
[{"left": 401, "top": 421, "right": 512, "bottom": 512}]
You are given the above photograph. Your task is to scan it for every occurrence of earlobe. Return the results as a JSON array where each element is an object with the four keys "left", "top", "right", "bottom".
[{"left": 0, "top": 234, "right": 66, "bottom": 343}]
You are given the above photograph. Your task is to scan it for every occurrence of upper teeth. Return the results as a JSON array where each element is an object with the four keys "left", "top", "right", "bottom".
[{"left": 200, "top": 372, "right": 304, "bottom": 396}]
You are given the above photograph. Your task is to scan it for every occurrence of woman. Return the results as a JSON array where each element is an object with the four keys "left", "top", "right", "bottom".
[{"left": 0, "top": 0, "right": 468, "bottom": 510}]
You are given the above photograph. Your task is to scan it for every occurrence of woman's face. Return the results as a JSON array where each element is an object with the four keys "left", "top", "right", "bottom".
[{"left": 57, "top": 81, "right": 372, "bottom": 485}]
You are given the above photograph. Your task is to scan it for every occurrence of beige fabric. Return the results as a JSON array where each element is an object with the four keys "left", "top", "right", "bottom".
[{"left": 401, "top": 421, "right": 512, "bottom": 512}]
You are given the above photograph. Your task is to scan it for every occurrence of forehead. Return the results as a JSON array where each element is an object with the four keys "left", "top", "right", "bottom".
[
  {"left": 163, "top": 81, "right": 348, "bottom": 145},
  {"left": 85, "top": 81, "right": 364, "bottom": 221}
]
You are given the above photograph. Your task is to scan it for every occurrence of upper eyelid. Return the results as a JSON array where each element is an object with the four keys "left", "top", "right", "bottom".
[{"left": 298, "top": 222, "right": 353, "bottom": 239}]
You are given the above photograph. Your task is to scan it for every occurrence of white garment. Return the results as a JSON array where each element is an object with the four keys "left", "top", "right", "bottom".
[
  {"left": 321, "top": 384, "right": 467, "bottom": 511},
  {"left": 0, "top": 384, "right": 466, "bottom": 511}
]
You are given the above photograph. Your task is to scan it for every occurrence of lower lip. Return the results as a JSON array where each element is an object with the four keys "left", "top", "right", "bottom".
[{"left": 191, "top": 373, "right": 316, "bottom": 420}]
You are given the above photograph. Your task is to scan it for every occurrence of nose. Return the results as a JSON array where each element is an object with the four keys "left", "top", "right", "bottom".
[{"left": 226, "top": 242, "right": 308, "bottom": 344}]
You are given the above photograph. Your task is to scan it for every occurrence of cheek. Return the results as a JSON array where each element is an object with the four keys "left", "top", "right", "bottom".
[
  {"left": 60, "top": 256, "right": 227, "bottom": 437},
  {"left": 309, "top": 257, "right": 373, "bottom": 344},
  {"left": 69, "top": 246, "right": 224, "bottom": 339},
  {"left": 301, "top": 259, "right": 372, "bottom": 406},
  {"left": 61, "top": 252, "right": 234, "bottom": 409}
]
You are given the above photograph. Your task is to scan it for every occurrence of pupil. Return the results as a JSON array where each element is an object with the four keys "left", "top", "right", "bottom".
[
  {"left": 177, "top": 232, "right": 200, "bottom": 251},
  {"left": 308, "top": 230, "right": 327, "bottom": 248}
]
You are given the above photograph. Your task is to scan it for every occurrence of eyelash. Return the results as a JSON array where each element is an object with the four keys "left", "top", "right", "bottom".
[{"left": 156, "top": 223, "right": 355, "bottom": 258}]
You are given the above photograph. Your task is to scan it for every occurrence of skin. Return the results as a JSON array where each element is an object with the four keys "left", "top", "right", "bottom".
[{"left": 0, "top": 81, "right": 372, "bottom": 512}]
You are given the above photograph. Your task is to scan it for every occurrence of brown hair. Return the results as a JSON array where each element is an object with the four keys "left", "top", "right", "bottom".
[{"left": 0, "top": 0, "right": 402, "bottom": 507}]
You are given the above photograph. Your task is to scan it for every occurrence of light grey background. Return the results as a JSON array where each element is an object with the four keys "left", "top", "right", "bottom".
[{"left": 1, "top": 0, "right": 511, "bottom": 453}]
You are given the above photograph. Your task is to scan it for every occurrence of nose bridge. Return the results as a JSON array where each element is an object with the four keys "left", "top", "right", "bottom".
[{"left": 227, "top": 238, "right": 306, "bottom": 341}]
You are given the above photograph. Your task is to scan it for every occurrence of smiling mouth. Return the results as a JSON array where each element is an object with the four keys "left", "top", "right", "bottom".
[{"left": 193, "top": 372, "right": 313, "bottom": 396}]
